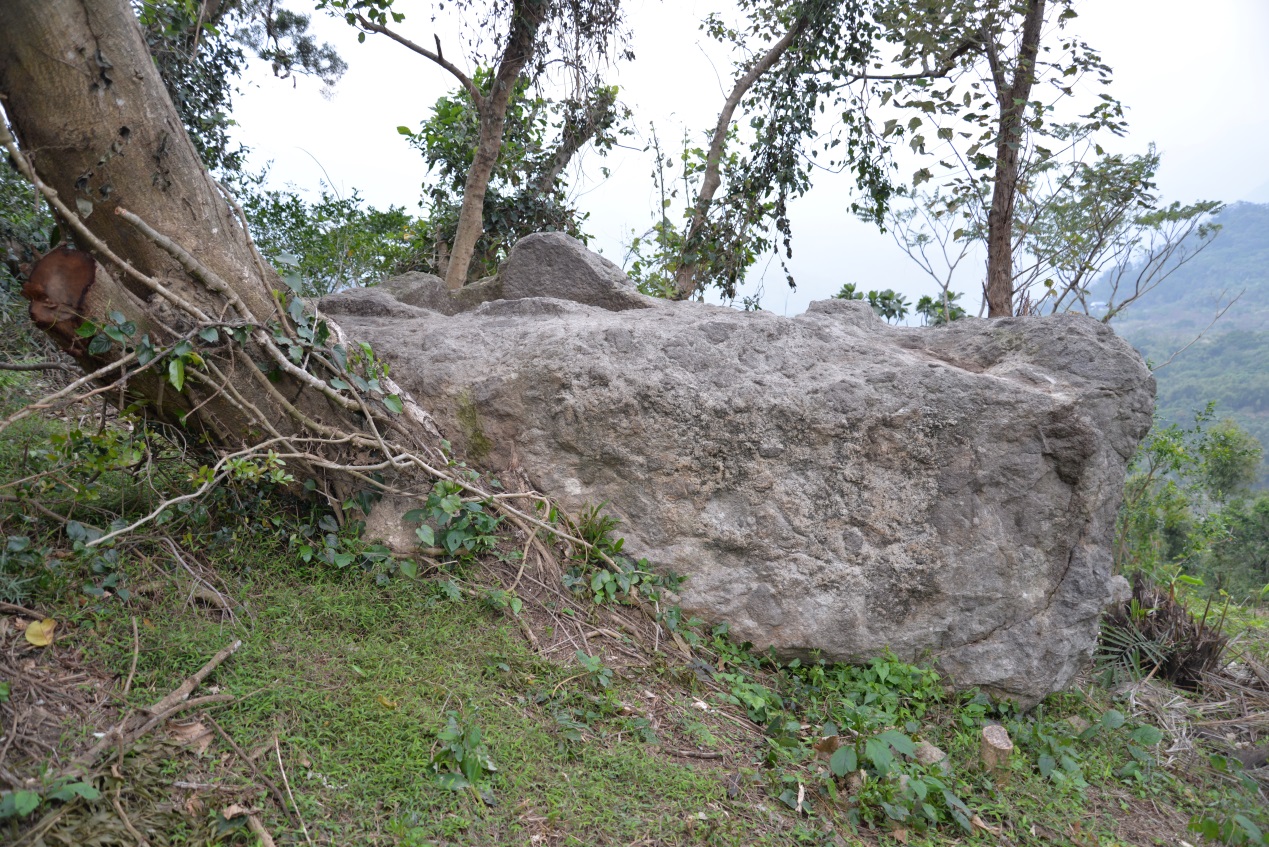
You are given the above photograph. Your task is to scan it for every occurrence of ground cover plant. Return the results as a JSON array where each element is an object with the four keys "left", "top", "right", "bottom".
[{"left": 0, "top": 372, "right": 1267, "bottom": 845}]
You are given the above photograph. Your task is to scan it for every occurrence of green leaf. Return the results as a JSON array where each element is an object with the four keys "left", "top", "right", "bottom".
[
  {"left": 87, "top": 333, "right": 112, "bottom": 355},
  {"left": 47, "top": 781, "right": 100, "bottom": 802},
  {"left": 1038, "top": 754, "right": 1056, "bottom": 778},
  {"left": 198, "top": 327, "right": 220, "bottom": 343},
  {"left": 435, "top": 773, "right": 470, "bottom": 791},
  {"left": 13, "top": 790, "right": 40, "bottom": 817},
  {"left": 876, "top": 729, "right": 916, "bottom": 757},
  {"left": 1130, "top": 725, "right": 1163, "bottom": 746},
  {"left": 1101, "top": 709, "right": 1125, "bottom": 730},
  {"left": 865, "top": 737, "right": 894, "bottom": 776},
  {"left": 399, "top": 559, "right": 419, "bottom": 579},
  {"left": 168, "top": 358, "right": 186, "bottom": 392},
  {"left": 383, "top": 394, "right": 404, "bottom": 414},
  {"left": 416, "top": 525, "right": 435, "bottom": 547},
  {"left": 1235, "top": 814, "right": 1264, "bottom": 840},
  {"left": 829, "top": 745, "right": 857, "bottom": 777}
]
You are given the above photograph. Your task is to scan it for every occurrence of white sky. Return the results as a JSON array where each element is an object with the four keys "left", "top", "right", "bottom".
[{"left": 230, "top": 0, "right": 1269, "bottom": 316}]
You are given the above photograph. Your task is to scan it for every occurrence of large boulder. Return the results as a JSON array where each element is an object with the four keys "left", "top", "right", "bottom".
[{"left": 323, "top": 235, "right": 1154, "bottom": 704}]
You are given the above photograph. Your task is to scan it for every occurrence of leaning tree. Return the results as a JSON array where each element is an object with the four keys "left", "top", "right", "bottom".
[{"left": 0, "top": 0, "right": 568, "bottom": 548}]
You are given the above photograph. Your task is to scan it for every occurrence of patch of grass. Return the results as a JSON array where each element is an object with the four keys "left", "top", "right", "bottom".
[{"left": 74, "top": 552, "right": 790, "bottom": 846}]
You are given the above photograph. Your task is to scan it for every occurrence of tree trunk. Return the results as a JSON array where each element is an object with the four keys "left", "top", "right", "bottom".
[
  {"left": 672, "top": 17, "right": 806, "bottom": 300},
  {"left": 0, "top": 0, "right": 406, "bottom": 491},
  {"left": 532, "top": 87, "right": 618, "bottom": 196},
  {"left": 444, "top": 0, "right": 548, "bottom": 290},
  {"left": 983, "top": 0, "right": 1046, "bottom": 318}
]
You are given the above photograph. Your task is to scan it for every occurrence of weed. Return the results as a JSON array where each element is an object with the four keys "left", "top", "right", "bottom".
[
  {"left": 430, "top": 712, "right": 498, "bottom": 800},
  {"left": 405, "top": 479, "right": 501, "bottom": 564}
]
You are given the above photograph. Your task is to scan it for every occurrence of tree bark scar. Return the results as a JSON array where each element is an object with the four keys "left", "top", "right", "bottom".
[{"left": 22, "top": 245, "right": 97, "bottom": 352}]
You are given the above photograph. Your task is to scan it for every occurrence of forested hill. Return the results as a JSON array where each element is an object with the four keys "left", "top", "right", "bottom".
[{"left": 1108, "top": 202, "right": 1269, "bottom": 486}]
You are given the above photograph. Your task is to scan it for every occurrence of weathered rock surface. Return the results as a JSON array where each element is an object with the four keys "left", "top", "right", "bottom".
[{"left": 322, "top": 235, "right": 1154, "bottom": 704}]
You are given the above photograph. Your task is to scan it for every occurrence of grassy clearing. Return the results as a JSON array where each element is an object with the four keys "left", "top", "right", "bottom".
[{"left": 0, "top": 404, "right": 1267, "bottom": 845}]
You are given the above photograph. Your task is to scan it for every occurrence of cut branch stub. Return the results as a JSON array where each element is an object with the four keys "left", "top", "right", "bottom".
[
  {"left": 22, "top": 245, "right": 96, "bottom": 352},
  {"left": 979, "top": 724, "right": 1014, "bottom": 772}
]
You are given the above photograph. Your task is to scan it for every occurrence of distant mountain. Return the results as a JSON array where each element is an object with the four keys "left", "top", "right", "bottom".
[{"left": 1105, "top": 202, "right": 1269, "bottom": 486}]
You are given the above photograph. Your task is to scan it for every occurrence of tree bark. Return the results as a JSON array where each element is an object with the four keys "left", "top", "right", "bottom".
[
  {"left": 983, "top": 0, "right": 1046, "bottom": 318},
  {"left": 979, "top": 724, "right": 1014, "bottom": 772},
  {"left": 444, "top": 0, "right": 548, "bottom": 290},
  {"left": 672, "top": 17, "right": 807, "bottom": 300},
  {"left": 0, "top": 0, "right": 386, "bottom": 476}
]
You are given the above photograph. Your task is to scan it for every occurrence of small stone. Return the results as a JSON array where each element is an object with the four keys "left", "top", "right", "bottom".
[
  {"left": 1064, "top": 715, "right": 1092, "bottom": 734},
  {"left": 912, "top": 740, "right": 950, "bottom": 773}
]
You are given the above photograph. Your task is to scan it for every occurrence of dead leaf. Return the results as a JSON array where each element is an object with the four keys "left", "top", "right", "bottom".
[
  {"left": 377, "top": 695, "right": 398, "bottom": 710},
  {"left": 671, "top": 631, "right": 692, "bottom": 656},
  {"left": 971, "top": 814, "right": 1002, "bottom": 836},
  {"left": 891, "top": 826, "right": 909, "bottom": 843},
  {"left": 24, "top": 618, "right": 56, "bottom": 647},
  {"left": 168, "top": 720, "right": 214, "bottom": 755},
  {"left": 185, "top": 795, "right": 204, "bottom": 815},
  {"left": 812, "top": 734, "right": 842, "bottom": 756},
  {"left": 222, "top": 803, "right": 250, "bottom": 819}
]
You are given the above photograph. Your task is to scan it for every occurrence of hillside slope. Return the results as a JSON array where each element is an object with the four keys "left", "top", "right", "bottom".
[{"left": 1106, "top": 202, "right": 1269, "bottom": 485}]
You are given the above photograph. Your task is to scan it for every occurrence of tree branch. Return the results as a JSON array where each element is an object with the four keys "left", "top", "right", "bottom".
[
  {"left": 354, "top": 14, "right": 481, "bottom": 105},
  {"left": 673, "top": 14, "right": 809, "bottom": 299}
]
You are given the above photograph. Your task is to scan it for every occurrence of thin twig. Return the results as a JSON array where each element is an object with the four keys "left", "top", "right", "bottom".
[
  {"left": 0, "top": 601, "right": 47, "bottom": 619},
  {"left": 123, "top": 616, "right": 139, "bottom": 697},
  {"left": 205, "top": 715, "right": 296, "bottom": 827},
  {"left": 111, "top": 784, "right": 150, "bottom": 847},
  {"left": 0, "top": 360, "right": 73, "bottom": 372},
  {"left": 150, "top": 640, "right": 241, "bottom": 715},
  {"left": 72, "top": 640, "right": 241, "bottom": 768},
  {"left": 246, "top": 814, "right": 278, "bottom": 847},
  {"left": 275, "top": 736, "right": 314, "bottom": 847}
]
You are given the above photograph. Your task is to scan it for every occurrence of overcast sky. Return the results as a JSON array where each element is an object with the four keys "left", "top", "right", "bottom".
[{"left": 229, "top": 0, "right": 1269, "bottom": 316}]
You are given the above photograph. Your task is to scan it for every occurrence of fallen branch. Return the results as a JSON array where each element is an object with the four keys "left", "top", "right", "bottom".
[{"left": 71, "top": 640, "right": 241, "bottom": 769}]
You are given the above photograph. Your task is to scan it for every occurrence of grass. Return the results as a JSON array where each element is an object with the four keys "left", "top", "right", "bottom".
[
  {"left": 1, "top": 403, "right": 1267, "bottom": 845},
  {"left": 65, "top": 548, "right": 796, "bottom": 846}
]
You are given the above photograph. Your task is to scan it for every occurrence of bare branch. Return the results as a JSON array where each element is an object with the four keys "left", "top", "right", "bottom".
[{"left": 354, "top": 14, "right": 481, "bottom": 104}]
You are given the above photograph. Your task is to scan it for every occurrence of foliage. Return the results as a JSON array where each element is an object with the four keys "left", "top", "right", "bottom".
[
  {"left": 560, "top": 504, "right": 677, "bottom": 605},
  {"left": 320, "top": 0, "right": 630, "bottom": 287},
  {"left": 0, "top": 779, "right": 101, "bottom": 822},
  {"left": 398, "top": 72, "right": 625, "bottom": 281},
  {"left": 430, "top": 712, "right": 498, "bottom": 797},
  {"left": 666, "top": 0, "right": 893, "bottom": 300},
  {"left": 1098, "top": 572, "right": 1230, "bottom": 691},
  {"left": 1109, "top": 202, "right": 1269, "bottom": 335},
  {"left": 135, "top": 0, "right": 346, "bottom": 178},
  {"left": 870, "top": 0, "right": 1129, "bottom": 314},
  {"left": 915, "top": 291, "right": 966, "bottom": 325},
  {"left": 1016, "top": 142, "right": 1222, "bottom": 320},
  {"left": 405, "top": 480, "right": 503, "bottom": 565},
  {"left": 1203, "top": 495, "right": 1269, "bottom": 599},
  {"left": 243, "top": 184, "right": 421, "bottom": 295},
  {"left": 1115, "top": 406, "right": 1263, "bottom": 577},
  {"left": 835, "top": 282, "right": 934, "bottom": 326}
]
